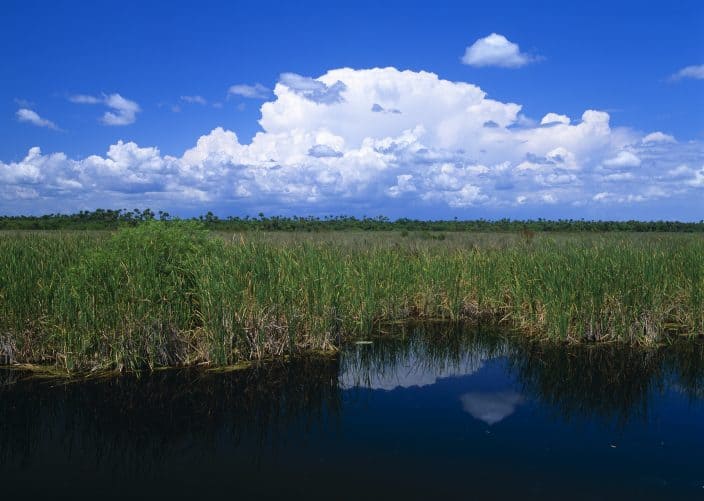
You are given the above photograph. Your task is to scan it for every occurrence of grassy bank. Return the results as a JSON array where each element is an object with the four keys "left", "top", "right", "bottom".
[{"left": 1, "top": 223, "right": 702, "bottom": 374}]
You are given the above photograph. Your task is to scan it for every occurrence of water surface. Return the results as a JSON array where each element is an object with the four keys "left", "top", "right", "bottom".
[{"left": 1, "top": 328, "right": 703, "bottom": 499}]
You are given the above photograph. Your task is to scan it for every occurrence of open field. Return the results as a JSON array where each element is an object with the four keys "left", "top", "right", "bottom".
[{"left": 1, "top": 222, "right": 703, "bottom": 374}]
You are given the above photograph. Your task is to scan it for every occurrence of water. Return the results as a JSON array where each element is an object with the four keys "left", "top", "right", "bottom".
[{"left": 1, "top": 328, "right": 703, "bottom": 499}]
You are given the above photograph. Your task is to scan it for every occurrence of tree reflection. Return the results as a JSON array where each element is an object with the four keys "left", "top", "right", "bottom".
[{"left": 0, "top": 357, "right": 340, "bottom": 469}]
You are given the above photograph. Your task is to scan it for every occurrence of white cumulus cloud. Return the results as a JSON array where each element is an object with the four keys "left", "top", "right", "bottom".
[
  {"left": 180, "top": 95, "right": 207, "bottom": 105},
  {"left": 16, "top": 108, "right": 58, "bottom": 130},
  {"left": 68, "top": 94, "right": 102, "bottom": 104},
  {"left": 670, "top": 64, "right": 704, "bottom": 81},
  {"left": 642, "top": 131, "right": 676, "bottom": 144},
  {"left": 462, "top": 33, "right": 536, "bottom": 68},
  {"left": 69, "top": 93, "right": 140, "bottom": 125},
  {"left": 603, "top": 150, "right": 641, "bottom": 168},
  {"left": 228, "top": 83, "right": 271, "bottom": 99},
  {"left": 540, "top": 113, "right": 570, "bottom": 125},
  {"left": 101, "top": 94, "right": 140, "bottom": 125},
  {"left": 4, "top": 67, "right": 704, "bottom": 216}
]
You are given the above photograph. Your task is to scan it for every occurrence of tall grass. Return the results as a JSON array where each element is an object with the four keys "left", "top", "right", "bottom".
[{"left": 0, "top": 223, "right": 702, "bottom": 373}]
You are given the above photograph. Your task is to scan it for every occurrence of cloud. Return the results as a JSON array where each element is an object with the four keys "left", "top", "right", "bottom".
[
  {"left": 69, "top": 93, "right": 140, "bottom": 125},
  {"left": 278, "top": 73, "right": 347, "bottom": 104},
  {"left": 688, "top": 168, "right": 704, "bottom": 187},
  {"left": 670, "top": 64, "right": 704, "bottom": 81},
  {"left": 642, "top": 131, "right": 676, "bottom": 144},
  {"left": 462, "top": 33, "right": 537, "bottom": 68},
  {"left": 3, "top": 67, "right": 704, "bottom": 216},
  {"left": 540, "top": 113, "right": 570, "bottom": 126},
  {"left": 180, "top": 95, "right": 207, "bottom": 105},
  {"left": 228, "top": 83, "right": 270, "bottom": 99},
  {"left": 14, "top": 98, "right": 35, "bottom": 108},
  {"left": 371, "top": 103, "right": 401, "bottom": 114},
  {"left": 308, "top": 144, "right": 343, "bottom": 158},
  {"left": 601, "top": 172, "right": 634, "bottom": 182},
  {"left": 593, "top": 190, "right": 664, "bottom": 204},
  {"left": 68, "top": 94, "right": 102, "bottom": 104},
  {"left": 101, "top": 94, "right": 140, "bottom": 125},
  {"left": 665, "top": 164, "right": 694, "bottom": 179},
  {"left": 157, "top": 102, "right": 181, "bottom": 113},
  {"left": 16, "top": 108, "right": 58, "bottom": 130},
  {"left": 603, "top": 150, "right": 641, "bottom": 168}
]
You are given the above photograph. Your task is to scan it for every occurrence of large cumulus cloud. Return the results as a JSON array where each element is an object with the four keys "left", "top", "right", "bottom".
[{"left": 2, "top": 67, "right": 702, "bottom": 216}]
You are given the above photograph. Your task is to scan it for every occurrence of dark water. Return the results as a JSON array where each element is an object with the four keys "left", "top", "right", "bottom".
[{"left": 1, "top": 328, "right": 704, "bottom": 500}]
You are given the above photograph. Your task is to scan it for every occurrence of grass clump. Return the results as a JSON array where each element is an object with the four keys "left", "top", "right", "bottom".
[
  {"left": 53, "top": 221, "right": 221, "bottom": 371},
  {"left": 0, "top": 227, "right": 702, "bottom": 374}
]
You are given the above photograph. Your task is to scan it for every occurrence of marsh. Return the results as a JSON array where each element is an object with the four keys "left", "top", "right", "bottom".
[{"left": 1, "top": 326, "right": 702, "bottom": 499}]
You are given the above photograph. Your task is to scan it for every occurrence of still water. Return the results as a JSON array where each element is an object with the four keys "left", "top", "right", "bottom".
[{"left": 1, "top": 328, "right": 703, "bottom": 499}]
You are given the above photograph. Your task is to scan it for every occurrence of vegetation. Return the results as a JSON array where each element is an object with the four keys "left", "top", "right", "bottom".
[
  {"left": 2, "top": 208, "right": 704, "bottom": 232},
  {"left": 1, "top": 222, "right": 702, "bottom": 374}
]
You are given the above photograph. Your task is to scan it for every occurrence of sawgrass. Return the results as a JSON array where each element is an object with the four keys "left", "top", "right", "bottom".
[{"left": 1, "top": 222, "right": 702, "bottom": 374}]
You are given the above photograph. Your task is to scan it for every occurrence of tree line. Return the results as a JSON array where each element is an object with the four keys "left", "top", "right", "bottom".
[{"left": 1, "top": 208, "right": 703, "bottom": 232}]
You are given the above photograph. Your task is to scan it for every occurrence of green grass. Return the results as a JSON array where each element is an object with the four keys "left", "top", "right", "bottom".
[{"left": 1, "top": 223, "right": 702, "bottom": 374}]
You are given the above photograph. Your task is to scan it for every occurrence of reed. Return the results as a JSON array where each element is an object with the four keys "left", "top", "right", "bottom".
[{"left": 1, "top": 223, "right": 702, "bottom": 373}]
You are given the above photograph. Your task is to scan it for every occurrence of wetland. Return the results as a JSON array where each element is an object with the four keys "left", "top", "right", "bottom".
[{"left": 1, "top": 326, "right": 703, "bottom": 499}]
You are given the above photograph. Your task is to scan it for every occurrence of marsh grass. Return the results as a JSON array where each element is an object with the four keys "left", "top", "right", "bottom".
[{"left": 1, "top": 223, "right": 702, "bottom": 374}]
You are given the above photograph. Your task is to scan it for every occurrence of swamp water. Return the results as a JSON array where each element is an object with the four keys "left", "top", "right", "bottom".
[{"left": 1, "top": 327, "right": 703, "bottom": 499}]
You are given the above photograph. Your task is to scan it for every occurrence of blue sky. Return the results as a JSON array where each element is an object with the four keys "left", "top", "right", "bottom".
[{"left": 2, "top": 0, "right": 703, "bottom": 219}]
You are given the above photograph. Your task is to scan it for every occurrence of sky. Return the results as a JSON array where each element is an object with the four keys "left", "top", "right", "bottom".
[{"left": 2, "top": 0, "right": 703, "bottom": 220}]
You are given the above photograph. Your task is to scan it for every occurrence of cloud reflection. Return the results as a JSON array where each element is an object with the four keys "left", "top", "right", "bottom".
[
  {"left": 341, "top": 354, "right": 485, "bottom": 391},
  {"left": 460, "top": 391, "right": 524, "bottom": 425}
]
